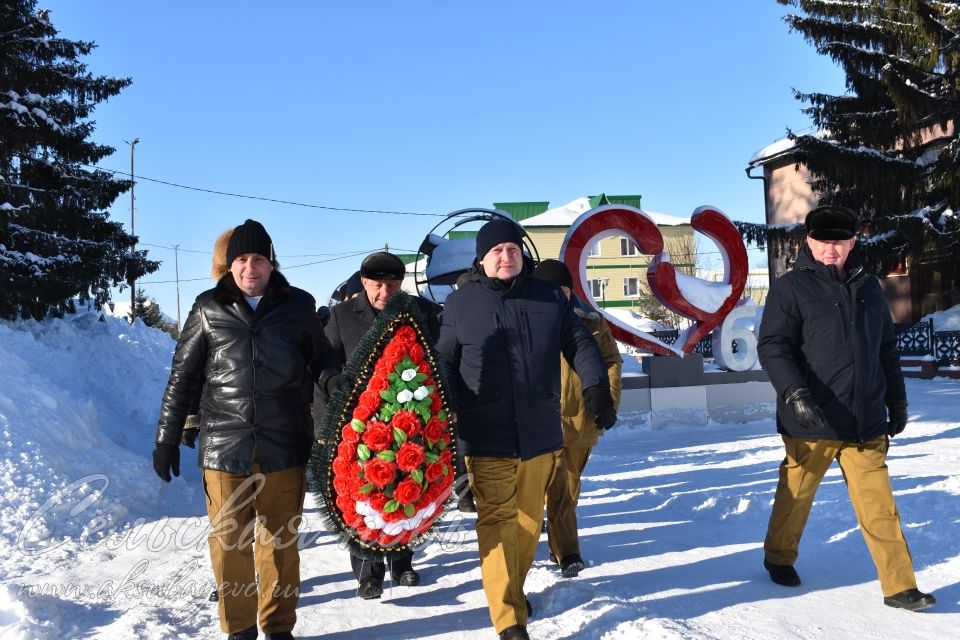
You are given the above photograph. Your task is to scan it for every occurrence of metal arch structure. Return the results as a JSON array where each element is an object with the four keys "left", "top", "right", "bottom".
[{"left": 414, "top": 207, "right": 540, "bottom": 304}]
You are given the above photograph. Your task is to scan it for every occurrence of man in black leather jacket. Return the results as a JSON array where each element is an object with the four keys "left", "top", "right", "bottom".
[
  {"left": 758, "top": 205, "right": 935, "bottom": 612},
  {"left": 153, "top": 219, "right": 339, "bottom": 640}
]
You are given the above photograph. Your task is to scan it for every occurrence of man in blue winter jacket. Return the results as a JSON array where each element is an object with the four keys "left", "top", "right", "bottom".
[
  {"left": 758, "top": 204, "right": 935, "bottom": 612},
  {"left": 436, "top": 218, "right": 614, "bottom": 640}
]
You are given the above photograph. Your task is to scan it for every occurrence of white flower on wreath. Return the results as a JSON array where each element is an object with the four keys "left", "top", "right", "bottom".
[
  {"left": 401, "top": 368, "right": 418, "bottom": 382},
  {"left": 396, "top": 389, "right": 414, "bottom": 403},
  {"left": 413, "top": 386, "right": 429, "bottom": 401}
]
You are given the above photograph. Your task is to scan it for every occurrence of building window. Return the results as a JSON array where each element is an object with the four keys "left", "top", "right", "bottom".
[
  {"left": 623, "top": 277, "right": 639, "bottom": 297},
  {"left": 589, "top": 279, "right": 604, "bottom": 298},
  {"left": 620, "top": 237, "right": 639, "bottom": 256},
  {"left": 587, "top": 242, "right": 601, "bottom": 257}
]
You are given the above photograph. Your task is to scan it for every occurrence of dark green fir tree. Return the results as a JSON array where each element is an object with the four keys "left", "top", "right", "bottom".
[
  {"left": 740, "top": 0, "right": 959, "bottom": 299},
  {"left": 0, "top": 0, "right": 158, "bottom": 320},
  {"left": 130, "top": 287, "right": 177, "bottom": 337}
]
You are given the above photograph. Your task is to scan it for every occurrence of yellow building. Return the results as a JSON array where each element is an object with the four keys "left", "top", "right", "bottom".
[{"left": 496, "top": 194, "right": 693, "bottom": 309}]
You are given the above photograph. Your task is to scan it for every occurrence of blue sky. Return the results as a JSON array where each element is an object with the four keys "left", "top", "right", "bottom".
[{"left": 42, "top": 1, "right": 845, "bottom": 320}]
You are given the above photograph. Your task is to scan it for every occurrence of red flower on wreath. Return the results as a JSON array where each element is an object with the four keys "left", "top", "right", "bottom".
[
  {"left": 362, "top": 423, "right": 393, "bottom": 452},
  {"left": 341, "top": 424, "right": 360, "bottom": 444},
  {"left": 394, "top": 477, "right": 423, "bottom": 505},
  {"left": 391, "top": 410, "right": 420, "bottom": 439},
  {"left": 364, "top": 458, "right": 397, "bottom": 488},
  {"left": 423, "top": 416, "right": 446, "bottom": 442},
  {"left": 425, "top": 461, "right": 444, "bottom": 483},
  {"left": 395, "top": 442, "right": 425, "bottom": 472},
  {"left": 408, "top": 343, "right": 425, "bottom": 364},
  {"left": 337, "top": 441, "right": 355, "bottom": 460},
  {"left": 368, "top": 492, "right": 388, "bottom": 513}
]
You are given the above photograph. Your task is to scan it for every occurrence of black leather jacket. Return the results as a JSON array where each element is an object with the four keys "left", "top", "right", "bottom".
[{"left": 155, "top": 272, "right": 338, "bottom": 474}]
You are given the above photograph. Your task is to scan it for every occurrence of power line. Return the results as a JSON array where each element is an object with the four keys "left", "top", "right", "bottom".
[
  {"left": 137, "top": 248, "right": 380, "bottom": 284},
  {"left": 83, "top": 164, "right": 446, "bottom": 218}
]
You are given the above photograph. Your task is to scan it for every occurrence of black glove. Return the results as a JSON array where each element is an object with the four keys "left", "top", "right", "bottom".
[
  {"left": 785, "top": 387, "right": 828, "bottom": 432},
  {"left": 325, "top": 373, "right": 351, "bottom": 397},
  {"left": 583, "top": 385, "right": 614, "bottom": 426},
  {"left": 180, "top": 427, "right": 199, "bottom": 449},
  {"left": 153, "top": 443, "right": 180, "bottom": 483},
  {"left": 887, "top": 402, "right": 908, "bottom": 437},
  {"left": 596, "top": 407, "right": 618, "bottom": 430}
]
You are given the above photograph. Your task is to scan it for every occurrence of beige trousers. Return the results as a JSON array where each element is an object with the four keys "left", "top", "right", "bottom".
[
  {"left": 546, "top": 443, "right": 592, "bottom": 562},
  {"left": 764, "top": 435, "right": 917, "bottom": 596},
  {"left": 466, "top": 451, "right": 560, "bottom": 633},
  {"left": 204, "top": 464, "right": 306, "bottom": 634}
]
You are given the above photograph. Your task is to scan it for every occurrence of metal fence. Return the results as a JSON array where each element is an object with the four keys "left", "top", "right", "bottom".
[
  {"left": 894, "top": 319, "right": 960, "bottom": 367},
  {"left": 637, "top": 320, "right": 958, "bottom": 367}
]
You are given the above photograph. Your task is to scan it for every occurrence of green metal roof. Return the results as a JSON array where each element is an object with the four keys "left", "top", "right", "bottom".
[
  {"left": 448, "top": 230, "right": 478, "bottom": 240},
  {"left": 492, "top": 201, "right": 549, "bottom": 222}
]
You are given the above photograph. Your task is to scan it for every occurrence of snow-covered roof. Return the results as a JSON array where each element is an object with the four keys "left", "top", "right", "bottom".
[
  {"left": 520, "top": 197, "right": 690, "bottom": 227},
  {"left": 747, "top": 136, "right": 796, "bottom": 165}
]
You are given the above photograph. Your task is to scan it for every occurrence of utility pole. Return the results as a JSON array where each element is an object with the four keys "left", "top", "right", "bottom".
[
  {"left": 173, "top": 244, "right": 181, "bottom": 332},
  {"left": 124, "top": 137, "right": 140, "bottom": 322}
]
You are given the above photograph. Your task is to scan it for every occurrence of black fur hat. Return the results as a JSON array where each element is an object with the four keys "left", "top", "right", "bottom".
[{"left": 805, "top": 205, "right": 857, "bottom": 241}]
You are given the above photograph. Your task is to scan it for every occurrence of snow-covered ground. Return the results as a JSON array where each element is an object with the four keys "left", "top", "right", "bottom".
[{"left": 0, "top": 312, "right": 957, "bottom": 639}]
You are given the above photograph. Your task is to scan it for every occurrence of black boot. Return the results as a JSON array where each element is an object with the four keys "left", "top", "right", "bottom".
[
  {"left": 266, "top": 633, "right": 294, "bottom": 640},
  {"left": 884, "top": 588, "right": 936, "bottom": 611},
  {"left": 560, "top": 554, "right": 585, "bottom": 578},
  {"left": 763, "top": 559, "right": 801, "bottom": 587},
  {"left": 499, "top": 624, "right": 529, "bottom": 640},
  {"left": 391, "top": 569, "right": 421, "bottom": 586},
  {"left": 226, "top": 626, "right": 257, "bottom": 640},
  {"left": 357, "top": 577, "right": 383, "bottom": 599}
]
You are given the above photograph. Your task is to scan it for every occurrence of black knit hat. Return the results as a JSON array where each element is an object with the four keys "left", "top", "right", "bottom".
[
  {"left": 805, "top": 205, "right": 858, "bottom": 241},
  {"left": 226, "top": 219, "right": 275, "bottom": 264},
  {"left": 476, "top": 218, "right": 524, "bottom": 260},
  {"left": 360, "top": 252, "right": 406, "bottom": 281},
  {"left": 532, "top": 258, "right": 573, "bottom": 288}
]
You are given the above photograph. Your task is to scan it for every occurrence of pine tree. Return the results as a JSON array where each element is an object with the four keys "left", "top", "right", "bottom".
[
  {"left": 740, "top": 1, "right": 960, "bottom": 289},
  {"left": 0, "top": 0, "right": 158, "bottom": 320},
  {"left": 130, "top": 286, "right": 177, "bottom": 337}
]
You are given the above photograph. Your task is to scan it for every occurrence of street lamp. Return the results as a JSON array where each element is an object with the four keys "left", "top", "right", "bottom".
[{"left": 123, "top": 137, "right": 139, "bottom": 322}]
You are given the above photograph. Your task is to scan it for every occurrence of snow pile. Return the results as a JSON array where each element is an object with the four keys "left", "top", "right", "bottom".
[
  {"left": 0, "top": 311, "right": 176, "bottom": 576},
  {"left": 923, "top": 302, "right": 960, "bottom": 331}
]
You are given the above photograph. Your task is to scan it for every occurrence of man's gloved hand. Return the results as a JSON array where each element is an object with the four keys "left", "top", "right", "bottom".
[
  {"left": 325, "top": 373, "right": 351, "bottom": 397},
  {"left": 583, "top": 385, "right": 615, "bottom": 429},
  {"left": 785, "top": 387, "right": 828, "bottom": 431},
  {"left": 596, "top": 407, "right": 618, "bottom": 430},
  {"left": 153, "top": 443, "right": 180, "bottom": 483},
  {"left": 887, "top": 401, "right": 908, "bottom": 437},
  {"left": 180, "top": 427, "right": 199, "bottom": 449}
]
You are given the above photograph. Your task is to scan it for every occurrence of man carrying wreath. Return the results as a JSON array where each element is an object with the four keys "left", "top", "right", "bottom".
[{"left": 315, "top": 251, "right": 441, "bottom": 600}]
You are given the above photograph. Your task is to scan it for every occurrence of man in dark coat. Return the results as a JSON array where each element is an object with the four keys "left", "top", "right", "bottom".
[
  {"left": 758, "top": 204, "right": 935, "bottom": 612},
  {"left": 153, "top": 219, "right": 339, "bottom": 640},
  {"left": 435, "top": 218, "right": 613, "bottom": 640},
  {"left": 315, "top": 251, "right": 440, "bottom": 600}
]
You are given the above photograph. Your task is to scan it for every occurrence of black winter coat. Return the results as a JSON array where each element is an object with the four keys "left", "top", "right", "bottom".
[
  {"left": 314, "top": 292, "right": 441, "bottom": 436},
  {"left": 436, "top": 264, "right": 607, "bottom": 460},
  {"left": 155, "top": 272, "right": 338, "bottom": 474},
  {"left": 758, "top": 247, "right": 906, "bottom": 442}
]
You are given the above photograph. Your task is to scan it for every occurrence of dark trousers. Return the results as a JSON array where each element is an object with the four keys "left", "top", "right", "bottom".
[{"left": 350, "top": 549, "right": 414, "bottom": 582}]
